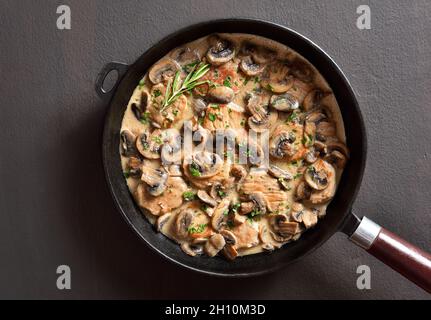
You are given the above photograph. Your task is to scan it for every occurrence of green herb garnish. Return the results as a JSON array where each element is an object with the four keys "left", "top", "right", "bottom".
[
  {"left": 188, "top": 223, "right": 207, "bottom": 234},
  {"left": 152, "top": 135, "right": 163, "bottom": 144},
  {"left": 208, "top": 113, "right": 217, "bottom": 122},
  {"left": 153, "top": 89, "right": 162, "bottom": 97},
  {"left": 161, "top": 63, "right": 210, "bottom": 111},
  {"left": 183, "top": 191, "right": 196, "bottom": 201},
  {"left": 223, "top": 76, "right": 232, "bottom": 88},
  {"left": 189, "top": 162, "right": 201, "bottom": 177}
]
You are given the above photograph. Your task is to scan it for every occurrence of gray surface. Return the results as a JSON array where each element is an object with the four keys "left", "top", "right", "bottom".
[{"left": 0, "top": 0, "right": 430, "bottom": 299}]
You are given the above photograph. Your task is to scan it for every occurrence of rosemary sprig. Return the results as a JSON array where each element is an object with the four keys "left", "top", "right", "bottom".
[{"left": 161, "top": 63, "right": 210, "bottom": 111}]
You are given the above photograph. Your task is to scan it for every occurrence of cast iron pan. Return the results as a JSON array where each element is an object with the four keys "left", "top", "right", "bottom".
[{"left": 96, "top": 19, "right": 431, "bottom": 292}]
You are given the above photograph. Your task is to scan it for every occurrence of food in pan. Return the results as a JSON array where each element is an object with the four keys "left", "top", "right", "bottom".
[{"left": 119, "top": 33, "right": 349, "bottom": 260}]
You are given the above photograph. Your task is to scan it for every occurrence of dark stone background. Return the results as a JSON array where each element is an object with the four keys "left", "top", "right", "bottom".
[{"left": 0, "top": 0, "right": 430, "bottom": 299}]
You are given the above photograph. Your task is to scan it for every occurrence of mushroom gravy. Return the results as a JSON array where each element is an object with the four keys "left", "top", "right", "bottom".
[{"left": 119, "top": 33, "right": 349, "bottom": 260}]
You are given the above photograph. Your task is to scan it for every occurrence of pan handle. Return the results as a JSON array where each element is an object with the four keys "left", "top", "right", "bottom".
[
  {"left": 348, "top": 215, "right": 431, "bottom": 293},
  {"left": 95, "top": 62, "right": 129, "bottom": 100}
]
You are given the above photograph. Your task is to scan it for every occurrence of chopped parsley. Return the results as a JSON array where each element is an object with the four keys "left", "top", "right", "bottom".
[
  {"left": 287, "top": 112, "right": 299, "bottom": 123},
  {"left": 266, "top": 84, "right": 274, "bottom": 92},
  {"left": 152, "top": 135, "right": 163, "bottom": 144},
  {"left": 240, "top": 119, "right": 246, "bottom": 126},
  {"left": 254, "top": 76, "right": 260, "bottom": 84},
  {"left": 210, "top": 104, "right": 220, "bottom": 110},
  {"left": 231, "top": 203, "right": 241, "bottom": 213},
  {"left": 243, "top": 77, "right": 250, "bottom": 85},
  {"left": 139, "top": 111, "right": 151, "bottom": 124},
  {"left": 223, "top": 76, "right": 232, "bottom": 88},
  {"left": 187, "top": 223, "right": 207, "bottom": 234},
  {"left": 223, "top": 209, "right": 229, "bottom": 216},
  {"left": 189, "top": 162, "right": 201, "bottom": 177},
  {"left": 183, "top": 191, "right": 196, "bottom": 201},
  {"left": 217, "top": 190, "right": 227, "bottom": 198},
  {"left": 153, "top": 89, "right": 162, "bottom": 97},
  {"left": 123, "top": 170, "right": 131, "bottom": 179},
  {"left": 208, "top": 113, "right": 217, "bottom": 122},
  {"left": 293, "top": 173, "right": 303, "bottom": 180}
]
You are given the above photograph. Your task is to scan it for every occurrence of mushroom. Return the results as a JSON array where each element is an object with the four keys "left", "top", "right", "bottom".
[
  {"left": 240, "top": 56, "right": 265, "bottom": 76},
  {"left": 192, "top": 98, "right": 208, "bottom": 114},
  {"left": 230, "top": 164, "right": 247, "bottom": 188},
  {"left": 148, "top": 58, "right": 180, "bottom": 84},
  {"left": 269, "top": 129, "right": 298, "bottom": 159},
  {"left": 197, "top": 190, "right": 218, "bottom": 207},
  {"left": 303, "top": 90, "right": 329, "bottom": 111},
  {"left": 246, "top": 192, "right": 268, "bottom": 215},
  {"left": 166, "top": 164, "right": 182, "bottom": 177},
  {"left": 127, "top": 157, "right": 143, "bottom": 178},
  {"left": 175, "top": 209, "right": 194, "bottom": 240},
  {"left": 181, "top": 242, "right": 204, "bottom": 257},
  {"left": 156, "top": 213, "right": 172, "bottom": 232},
  {"left": 248, "top": 110, "right": 278, "bottom": 133},
  {"left": 296, "top": 180, "right": 312, "bottom": 201},
  {"left": 204, "top": 233, "right": 226, "bottom": 257},
  {"left": 207, "top": 86, "right": 235, "bottom": 104},
  {"left": 210, "top": 182, "right": 229, "bottom": 202},
  {"left": 170, "top": 47, "right": 201, "bottom": 69},
  {"left": 326, "top": 141, "right": 350, "bottom": 158},
  {"left": 269, "top": 214, "right": 300, "bottom": 241},
  {"left": 270, "top": 93, "right": 299, "bottom": 112},
  {"left": 324, "top": 150, "right": 347, "bottom": 169},
  {"left": 136, "top": 130, "right": 163, "bottom": 159},
  {"left": 304, "top": 159, "right": 332, "bottom": 190},
  {"left": 233, "top": 213, "right": 246, "bottom": 225},
  {"left": 289, "top": 58, "right": 314, "bottom": 83},
  {"left": 120, "top": 130, "right": 139, "bottom": 157},
  {"left": 131, "top": 91, "right": 150, "bottom": 122},
  {"left": 316, "top": 121, "right": 336, "bottom": 138},
  {"left": 260, "top": 62, "right": 294, "bottom": 93},
  {"left": 187, "top": 151, "right": 224, "bottom": 179},
  {"left": 303, "top": 121, "right": 316, "bottom": 147},
  {"left": 308, "top": 160, "right": 337, "bottom": 204},
  {"left": 240, "top": 202, "right": 254, "bottom": 215},
  {"left": 290, "top": 202, "right": 304, "bottom": 223},
  {"left": 222, "top": 244, "right": 238, "bottom": 260},
  {"left": 302, "top": 209, "right": 318, "bottom": 229},
  {"left": 240, "top": 42, "right": 276, "bottom": 64},
  {"left": 304, "top": 148, "right": 318, "bottom": 164},
  {"left": 140, "top": 165, "right": 168, "bottom": 196},
  {"left": 211, "top": 198, "right": 231, "bottom": 231},
  {"left": 220, "top": 229, "right": 237, "bottom": 246},
  {"left": 306, "top": 109, "right": 328, "bottom": 124},
  {"left": 206, "top": 37, "right": 236, "bottom": 66},
  {"left": 160, "top": 130, "right": 182, "bottom": 165},
  {"left": 259, "top": 224, "right": 283, "bottom": 250},
  {"left": 268, "top": 165, "right": 292, "bottom": 190}
]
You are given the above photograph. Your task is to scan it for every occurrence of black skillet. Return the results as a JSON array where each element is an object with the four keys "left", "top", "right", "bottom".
[{"left": 96, "top": 19, "right": 431, "bottom": 292}]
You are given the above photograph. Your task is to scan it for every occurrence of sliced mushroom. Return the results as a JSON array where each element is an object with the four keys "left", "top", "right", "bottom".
[
  {"left": 211, "top": 198, "right": 230, "bottom": 231},
  {"left": 326, "top": 141, "right": 350, "bottom": 158},
  {"left": 136, "top": 130, "right": 163, "bottom": 159},
  {"left": 127, "top": 157, "right": 143, "bottom": 178},
  {"left": 120, "top": 130, "right": 139, "bottom": 157},
  {"left": 210, "top": 182, "right": 229, "bottom": 202},
  {"left": 206, "top": 37, "right": 236, "bottom": 66},
  {"left": 296, "top": 180, "right": 312, "bottom": 201},
  {"left": 204, "top": 233, "right": 226, "bottom": 257},
  {"left": 140, "top": 166, "right": 168, "bottom": 196},
  {"left": 220, "top": 229, "right": 237, "bottom": 246},
  {"left": 290, "top": 202, "right": 304, "bottom": 223},
  {"left": 324, "top": 150, "right": 347, "bottom": 169},
  {"left": 160, "top": 130, "right": 182, "bottom": 164},
  {"left": 302, "top": 209, "right": 318, "bottom": 229},
  {"left": 259, "top": 224, "right": 283, "bottom": 250},
  {"left": 240, "top": 56, "right": 265, "bottom": 76},
  {"left": 268, "top": 165, "right": 293, "bottom": 180},
  {"left": 230, "top": 164, "right": 247, "bottom": 188},
  {"left": 192, "top": 98, "right": 208, "bottom": 114},
  {"left": 181, "top": 242, "right": 204, "bottom": 257},
  {"left": 131, "top": 91, "right": 150, "bottom": 122},
  {"left": 248, "top": 109, "right": 277, "bottom": 133},
  {"left": 175, "top": 209, "right": 194, "bottom": 240},
  {"left": 148, "top": 58, "right": 180, "bottom": 84},
  {"left": 197, "top": 190, "right": 218, "bottom": 207},
  {"left": 303, "top": 90, "right": 329, "bottom": 111},
  {"left": 260, "top": 63, "right": 294, "bottom": 93},
  {"left": 304, "top": 148, "right": 318, "bottom": 164},
  {"left": 187, "top": 151, "right": 224, "bottom": 179},
  {"left": 270, "top": 93, "right": 299, "bottom": 112},
  {"left": 306, "top": 109, "right": 328, "bottom": 124},
  {"left": 309, "top": 160, "right": 336, "bottom": 204},
  {"left": 247, "top": 192, "right": 268, "bottom": 215},
  {"left": 289, "top": 58, "right": 314, "bottom": 83},
  {"left": 156, "top": 213, "right": 172, "bottom": 232},
  {"left": 170, "top": 47, "right": 201, "bottom": 69},
  {"left": 240, "top": 202, "right": 254, "bottom": 215},
  {"left": 207, "top": 86, "right": 235, "bottom": 104},
  {"left": 269, "top": 214, "right": 299, "bottom": 241},
  {"left": 222, "top": 244, "right": 238, "bottom": 260},
  {"left": 240, "top": 42, "right": 276, "bottom": 64},
  {"left": 269, "top": 129, "right": 297, "bottom": 159},
  {"left": 166, "top": 164, "right": 182, "bottom": 177},
  {"left": 316, "top": 121, "right": 336, "bottom": 138},
  {"left": 233, "top": 213, "right": 246, "bottom": 225},
  {"left": 304, "top": 160, "right": 331, "bottom": 191}
]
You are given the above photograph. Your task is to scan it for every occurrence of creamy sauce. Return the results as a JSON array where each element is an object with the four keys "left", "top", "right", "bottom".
[{"left": 119, "top": 33, "right": 348, "bottom": 260}]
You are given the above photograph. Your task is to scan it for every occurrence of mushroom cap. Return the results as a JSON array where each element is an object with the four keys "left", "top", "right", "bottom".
[
  {"left": 197, "top": 190, "right": 218, "bottom": 207},
  {"left": 204, "top": 233, "right": 226, "bottom": 257},
  {"left": 269, "top": 130, "right": 297, "bottom": 159},
  {"left": 240, "top": 56, "right": 265, "bottom": 76},
  {"left": 120, "top": 130, "right": 139, "bottom": 157},
  {"left": 148, "top": 58, "right": 180, "bottom": 84},
  {"left": 140, "top": 166, "right": 168, "bottom": 196},
  {"left": 270, "top": 93, "right": 299, "bottom": 112},
  {"left": 156, "top": 213, "right": 172, "bottom": 233},
  {"left": 211, "top": 198, "right": 231, "bottom": 231},
  {"left": 136, "top": 130, "right": 163, "bottom": 160},
  {"left": 206, "top": 38, "right": 236, "bottom": 66},
  {"left": 187, "top": 151, "right": 224, "bottom": 179},
  {"left": 207, "top": 86, "right": 235, "bottom": 104},
  {"left": 304, "top": 159, "right": 332, "bottom": 191}
]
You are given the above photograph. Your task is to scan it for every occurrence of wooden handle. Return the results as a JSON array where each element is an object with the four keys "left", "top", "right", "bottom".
[
  {"left": 350, "top": 216, "right": 431, "bottom": 293},
  {"left": 367, "top": 228, "right": 431, "bottom": 293}
]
